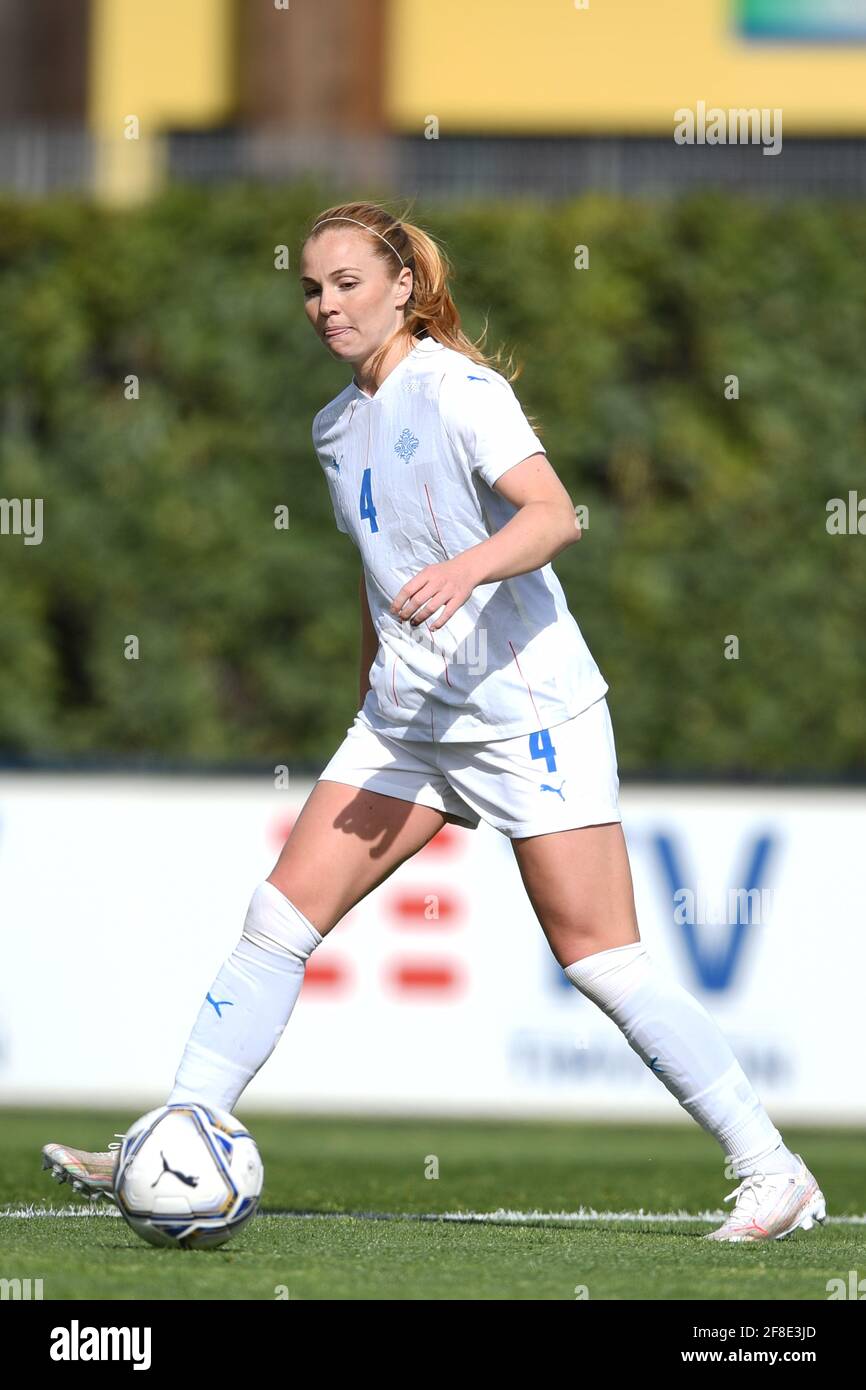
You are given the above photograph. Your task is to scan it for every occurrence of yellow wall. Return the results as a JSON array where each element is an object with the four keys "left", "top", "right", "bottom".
[
  {"left": 386, "top": 0, "right": 866, "bottom": 133},
  {"left": 88, "top": 0, "right": 235, "bottom": 201}
]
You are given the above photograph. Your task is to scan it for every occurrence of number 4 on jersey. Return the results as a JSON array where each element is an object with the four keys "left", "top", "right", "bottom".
[
  {"left": 529, "top": 728, "right": 557, "bottom": 772},
  {"left": 359, "top": 466, "right": 379, "bottom": 532}
]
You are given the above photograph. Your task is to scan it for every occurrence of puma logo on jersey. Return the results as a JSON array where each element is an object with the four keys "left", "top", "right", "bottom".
[
  {"left": 540, "top": 780, "right": 566, "bottom": 800},
  {"left": 467, "top": 374, "right": 488, "bottom": 381}
]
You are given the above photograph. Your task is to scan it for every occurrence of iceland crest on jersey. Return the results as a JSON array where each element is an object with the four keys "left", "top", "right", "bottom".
[{"left": 394, "top": 429, "right": 420, "bottom": 463}]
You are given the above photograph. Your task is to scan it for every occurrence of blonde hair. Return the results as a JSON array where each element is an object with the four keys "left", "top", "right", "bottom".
[{"left": 303, "top": 199, "right": 541, "bottom": 432}]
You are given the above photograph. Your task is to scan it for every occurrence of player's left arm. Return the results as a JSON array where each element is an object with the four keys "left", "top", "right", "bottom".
[
  {"left": 390, "top": 452, "right": 580, "bottom": 630},
  {"left": 483, "top": 451, "right": 581, "bottom": 569}
]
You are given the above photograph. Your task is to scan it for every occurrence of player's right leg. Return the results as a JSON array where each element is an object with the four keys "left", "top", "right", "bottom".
[
  {"left": 264, "top": 777, "right": 453, "bottom": 937},
  {"left": 42, "top": 780, "right": 450, "bottom": 1204}
]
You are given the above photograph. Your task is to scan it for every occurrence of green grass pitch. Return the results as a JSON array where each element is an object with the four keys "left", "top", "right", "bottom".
[{"left": 1, "top": 1109, "right": 863, "bottom": 1300}]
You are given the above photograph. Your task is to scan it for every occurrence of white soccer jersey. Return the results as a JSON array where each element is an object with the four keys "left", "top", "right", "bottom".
[{"left": 311, "top": 335, "right": 608, "bottom": 742}]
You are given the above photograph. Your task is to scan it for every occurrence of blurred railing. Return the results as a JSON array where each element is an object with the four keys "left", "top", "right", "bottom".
[
  {"left": 0, "top": 122, "right": 95, "bottom": 195},
  {"left": 1, "top": 124, "right": 865, "bottom": 199}
]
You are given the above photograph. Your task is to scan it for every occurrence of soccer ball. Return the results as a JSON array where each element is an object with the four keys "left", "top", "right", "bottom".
[{"left": 113, "top": 1102, "right": 264, "bottom": 1250}]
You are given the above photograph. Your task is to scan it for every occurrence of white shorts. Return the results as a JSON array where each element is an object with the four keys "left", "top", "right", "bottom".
[{"left": 317, "top": 695, "right": 622, "bottom": 839}]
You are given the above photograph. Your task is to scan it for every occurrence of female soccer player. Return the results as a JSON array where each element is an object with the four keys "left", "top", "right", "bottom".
[{"left": 44, "top": 202, "right": 825, "bottom": 1242}]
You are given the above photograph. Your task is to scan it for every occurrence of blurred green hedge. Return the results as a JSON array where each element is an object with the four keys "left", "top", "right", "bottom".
[{"left": 0, "top": 183, "right": 863, "bottom": 774}]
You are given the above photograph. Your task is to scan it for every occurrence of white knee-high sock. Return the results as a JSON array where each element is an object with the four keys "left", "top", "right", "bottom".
[
  {"left": 564, "top": 942, "right": 800, "bottom": 1178},
  {"left": 166, "top": 881, "right": 322, "bottom": 1113}
]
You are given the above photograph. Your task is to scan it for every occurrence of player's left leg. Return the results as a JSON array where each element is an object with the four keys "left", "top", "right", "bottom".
[
  {"left": 510, "top": 823, "right": 826, "bottom": 1240},
  {"left": 510, "top": 821, "right": 639, "bottom": 965}
]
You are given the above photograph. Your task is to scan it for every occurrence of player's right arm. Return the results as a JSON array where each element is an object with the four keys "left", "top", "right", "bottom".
[{"left": 359, "top": 567, "right": 379, "bottom": 710}]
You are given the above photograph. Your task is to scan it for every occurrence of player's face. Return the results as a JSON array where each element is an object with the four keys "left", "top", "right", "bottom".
[{"left": 299, "top": 230, "right": 411, "bottom": 363}]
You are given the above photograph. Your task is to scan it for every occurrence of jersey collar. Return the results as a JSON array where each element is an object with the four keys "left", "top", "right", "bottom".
[{"left": 350, "top": 336, "right": 442, "bottom": 402}]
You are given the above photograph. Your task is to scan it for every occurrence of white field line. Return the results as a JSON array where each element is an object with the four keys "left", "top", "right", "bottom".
[{"left": 1, "top": 1203, "right": 864, "bottom": 1225}]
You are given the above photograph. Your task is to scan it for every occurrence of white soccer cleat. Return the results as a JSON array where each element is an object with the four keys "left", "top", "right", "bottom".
[
  {"left": 41, "top": 1136, "right": 125, "bottom": 1207},
  {"left": 705, "top": 1153, "right": 827, "bottom": 1242}
]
